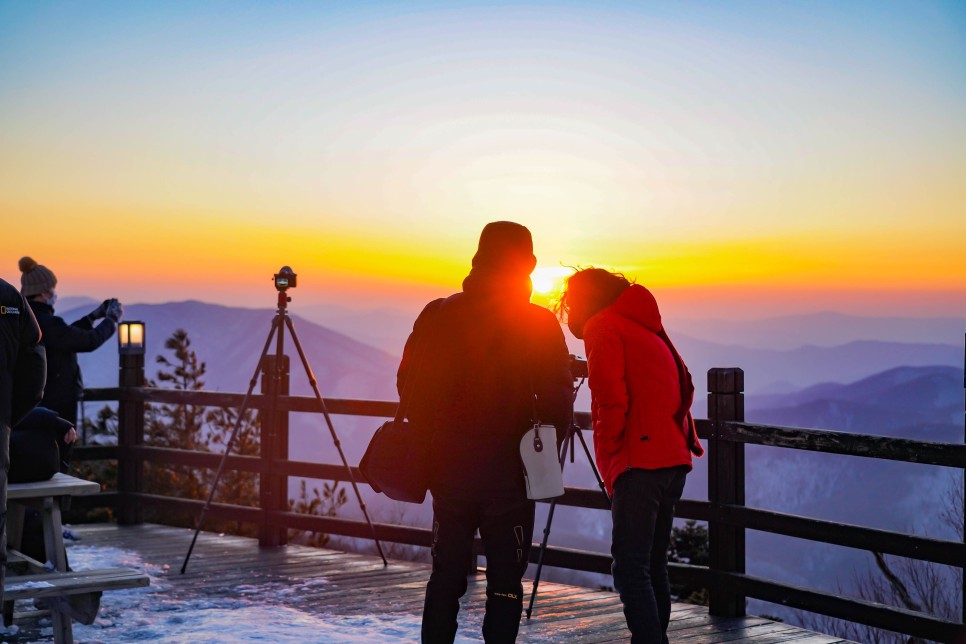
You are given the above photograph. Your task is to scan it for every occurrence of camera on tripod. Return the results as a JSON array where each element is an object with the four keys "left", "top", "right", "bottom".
[
  {"left": 569, "top": 354, "right": 588, "bottom": 380},
  {"left": 274, "top": 266, "right": 297, "bottom": 291},
  {"left": 183, "top": 264, "right": 389, "bottom": 574}
]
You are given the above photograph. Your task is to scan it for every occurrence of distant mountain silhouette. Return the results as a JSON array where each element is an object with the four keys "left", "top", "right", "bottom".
[
  {"left": 70, "top": 299, "right": 961, "bottom": 399},
  {"left": 747, "top": 366, "right": 963, "bottom": 439},
  {"left": 72, "top": 301, "right": 401, "bottom": 484},
  {"left": 56, "top": 295, "right": 99, "bottom": 313},
  {"left": 297, "top": 304, "right": 966, "bottom": 357},
  {"left": 296, "top": 302, "right": 420, "bottom": 357},
  {"left": 285, "top": 302, "right": 965, "bottom": 398},
  {"left": 72, "top": 300, "right": 399, "bottom": 401},
  {"left": 677, "top": 336, "right": 961, "bottom": 405},
  {"left": 670, "top": 311, "right": 966, "bottom": 350}
]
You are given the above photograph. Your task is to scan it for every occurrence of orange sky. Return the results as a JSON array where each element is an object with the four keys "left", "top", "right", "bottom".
[{"left": 2, "top": 2, "right": 965, "bottom": 320}]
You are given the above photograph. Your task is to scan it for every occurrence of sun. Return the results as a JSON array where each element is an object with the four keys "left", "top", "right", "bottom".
[{"left": 531, "top": 266, "right": 574, "bottom": 296}]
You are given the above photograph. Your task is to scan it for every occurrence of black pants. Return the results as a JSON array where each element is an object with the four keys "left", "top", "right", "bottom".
[
  {"left": 0, "top": 422, "right": 7, "bottom": 598},
  {"left": 611, "top": 466, "right": 688, "bottom": 644},
  {"left": 422, "top": 493, "right": 535, "bottom": 644}
]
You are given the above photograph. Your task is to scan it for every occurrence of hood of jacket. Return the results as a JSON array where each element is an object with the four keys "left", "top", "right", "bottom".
[{"left": 601, "top": 284, "right": 663, "bottom": 334}]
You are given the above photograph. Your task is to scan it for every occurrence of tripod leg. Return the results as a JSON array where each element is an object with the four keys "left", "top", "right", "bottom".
[
  {"left": 181, "top": 315, "right": 281, "bottom": 574},
  {"left": 526, "top": 428, "right": 571, "bottom": 619},
  {"left": 574, "top": 428, "right": 611, "bottom": 507},
  {"left": 283, "top": 316, "right": 388, "bottom": 566}
]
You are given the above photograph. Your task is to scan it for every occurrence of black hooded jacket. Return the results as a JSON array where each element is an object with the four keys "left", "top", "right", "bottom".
[
  {"left": 1, "top": 277, "right": 45, "bottom": 588},
  {"left": 398, "top": 271, "right": 573, "bottom": 498},
  {"left": 27, "top": 300, "right": 115, "bottom": 424},
  {"left": 1, "top": 279, "right": 45, "bottom": 434}
]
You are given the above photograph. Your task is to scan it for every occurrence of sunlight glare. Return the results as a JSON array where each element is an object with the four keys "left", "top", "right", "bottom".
[{"left": 532, "top": 266, "right": 575, "bottom": 296}]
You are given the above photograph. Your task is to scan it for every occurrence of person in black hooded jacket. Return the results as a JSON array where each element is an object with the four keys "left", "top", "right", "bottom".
[
  {"left": 398, "top": 221, "right": 573, "bottom": 643},
  {"left": 19, "top": 257, "right": 123, "bottom": 428},
  {"left": 0, "top": 276, "right": 46, "bottom": 596}
]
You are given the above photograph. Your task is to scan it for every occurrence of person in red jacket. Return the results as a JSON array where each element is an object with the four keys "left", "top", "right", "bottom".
[{"left": 560, "top": 268, "right": 703, "bottom": 644}]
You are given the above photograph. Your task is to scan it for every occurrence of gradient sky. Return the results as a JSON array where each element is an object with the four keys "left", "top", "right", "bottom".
[{"left": 2, "top": 1, "right": 964, "bottom": 319}]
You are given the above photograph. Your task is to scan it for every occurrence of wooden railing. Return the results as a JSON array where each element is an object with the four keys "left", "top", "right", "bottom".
[{"left": 72, "top": 355, "right": 965, "bottom": 643}]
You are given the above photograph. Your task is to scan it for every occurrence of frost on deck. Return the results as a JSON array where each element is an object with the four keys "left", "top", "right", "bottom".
[
  {"left": 0, "top": 524, "right": 846, "bottom": 644},
  {"left": 0, "top": 543, "right": 527, "bottom": 643},
  {"left": 3, "top": 545, "right": 465, "bottom": 644}
]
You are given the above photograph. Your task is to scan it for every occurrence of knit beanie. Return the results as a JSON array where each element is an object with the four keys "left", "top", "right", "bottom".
[
  {"left": 19, "top": 257, "right": 57, "bottom": 297},
  {"left": 471, "top": 221, "right": 537, "bottom": 274}
]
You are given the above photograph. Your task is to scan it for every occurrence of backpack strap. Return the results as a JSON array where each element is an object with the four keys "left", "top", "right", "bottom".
[{"left": 657, "top": 327, "right": 704, "bottom": 457}]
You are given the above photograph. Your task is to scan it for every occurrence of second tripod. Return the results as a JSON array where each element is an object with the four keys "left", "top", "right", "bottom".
[
  {"left": 182, "top": 267, "right": 387, "bottom": 573},
  {"left": 526, "top": 376, "right": 610, "bottom": 619}
]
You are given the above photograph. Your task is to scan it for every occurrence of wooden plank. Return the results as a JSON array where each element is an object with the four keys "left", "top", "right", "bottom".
[
  {"left": 713, "top": 568, "right": 960, "bottom": 642},
  {"left": 4, "top": 569, "right": 149, "bottom": 601},
  {"left": 83, "top": 387, "right": 401, "bottom": 419},
  {"left": 674, "top": 619, "right": 800, "bottom": 642},
  {"left": 713, "top": 503, "right": 964, "bottom": 567},
  {"left": 720, "top": 422, "right": 965, "bottom": 468},
  {"left": 8, "top": 473, "right": 100, "bottom": 500},
  {"left": 568, "top": 605, "right": 721, "bottom": 642}
]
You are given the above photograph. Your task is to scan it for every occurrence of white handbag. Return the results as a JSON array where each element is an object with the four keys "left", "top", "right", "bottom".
[{"left": 520, "top": 423, "right": 565, "bottom": 501}]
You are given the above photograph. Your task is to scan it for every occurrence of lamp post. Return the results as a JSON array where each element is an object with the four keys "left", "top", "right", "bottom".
[
  {"left": 117, "top": 321, "right": 145, "bottom": 525},
  {"left": 118, "top": 321, "right": 146, "bottom": 356}
]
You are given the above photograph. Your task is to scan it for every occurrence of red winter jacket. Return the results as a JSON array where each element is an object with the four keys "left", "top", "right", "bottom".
[{"left": 584, "top": 284, "right": 702, "bottom": 495}]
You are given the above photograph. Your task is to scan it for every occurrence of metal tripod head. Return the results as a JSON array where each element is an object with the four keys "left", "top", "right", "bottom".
[{"left": 276, "top": 290, "right": 291, "bottom": 314}]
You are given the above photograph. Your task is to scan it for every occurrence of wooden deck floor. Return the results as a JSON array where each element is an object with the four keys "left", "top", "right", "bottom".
[{"left": 4, "top": 523, "right": 849, "bottom": 643}]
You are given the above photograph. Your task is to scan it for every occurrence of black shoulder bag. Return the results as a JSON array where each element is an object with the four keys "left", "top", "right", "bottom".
[{"left": 359, "top": 302, "right": 440, "bottom": 503}]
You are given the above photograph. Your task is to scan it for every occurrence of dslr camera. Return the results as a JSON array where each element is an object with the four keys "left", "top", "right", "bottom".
[
  {"left": 274, "top": 266, "right": 297, "bottom": 291},
  {"left": 569, "top": 354, "right": 588, "bottom": 380}
]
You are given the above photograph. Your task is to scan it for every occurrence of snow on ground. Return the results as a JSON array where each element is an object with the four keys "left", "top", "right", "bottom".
[{"left": 2, "top": 542, "right": 548, "bottom": 643}]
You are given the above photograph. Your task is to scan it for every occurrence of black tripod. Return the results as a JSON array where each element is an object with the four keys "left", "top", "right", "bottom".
[
  {"left": 181, "top": 269, "right": 387, "bottom": 573},
  {"left": 526, "top": 376, "right": 610, "bottom": 619}
]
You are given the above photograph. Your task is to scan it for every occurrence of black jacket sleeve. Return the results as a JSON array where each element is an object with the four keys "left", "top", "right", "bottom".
[{"left": 43, "top": 313, "right": 116, "bottom": 354}]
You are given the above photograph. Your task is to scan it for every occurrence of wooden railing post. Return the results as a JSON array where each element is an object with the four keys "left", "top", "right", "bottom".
[
  {"left": 117, "top": 351, "right": 145, "bottom": 525},
  {"left": 259, "top": 354, "right": 289, "bottom": 547},
  {"left": 708, "top": 367, "right": 745, "bottom": 617}
]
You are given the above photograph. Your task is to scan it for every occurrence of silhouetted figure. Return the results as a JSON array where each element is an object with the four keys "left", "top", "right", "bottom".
[
  {"left": 19, "top": 257, "right": 123, "bottom": 429},
  {"left": 399, "top": 222, "right": 572, "bottom": 643},
  {"left": 0, "top": 277, "right": 46, "bottom": 595},
  {"left": 560, "top": 268, "right": 703, "bottom": 644}
]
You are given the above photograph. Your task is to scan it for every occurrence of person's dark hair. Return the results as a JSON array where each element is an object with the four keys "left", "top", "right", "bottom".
[{"left": 559, "top": 268, "right": 632, "bottom": 339}]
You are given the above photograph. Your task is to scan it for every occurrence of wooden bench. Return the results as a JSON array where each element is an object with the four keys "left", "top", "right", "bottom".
[{"left": 4, "top": 473, "right": 150, "bottom": 643}]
